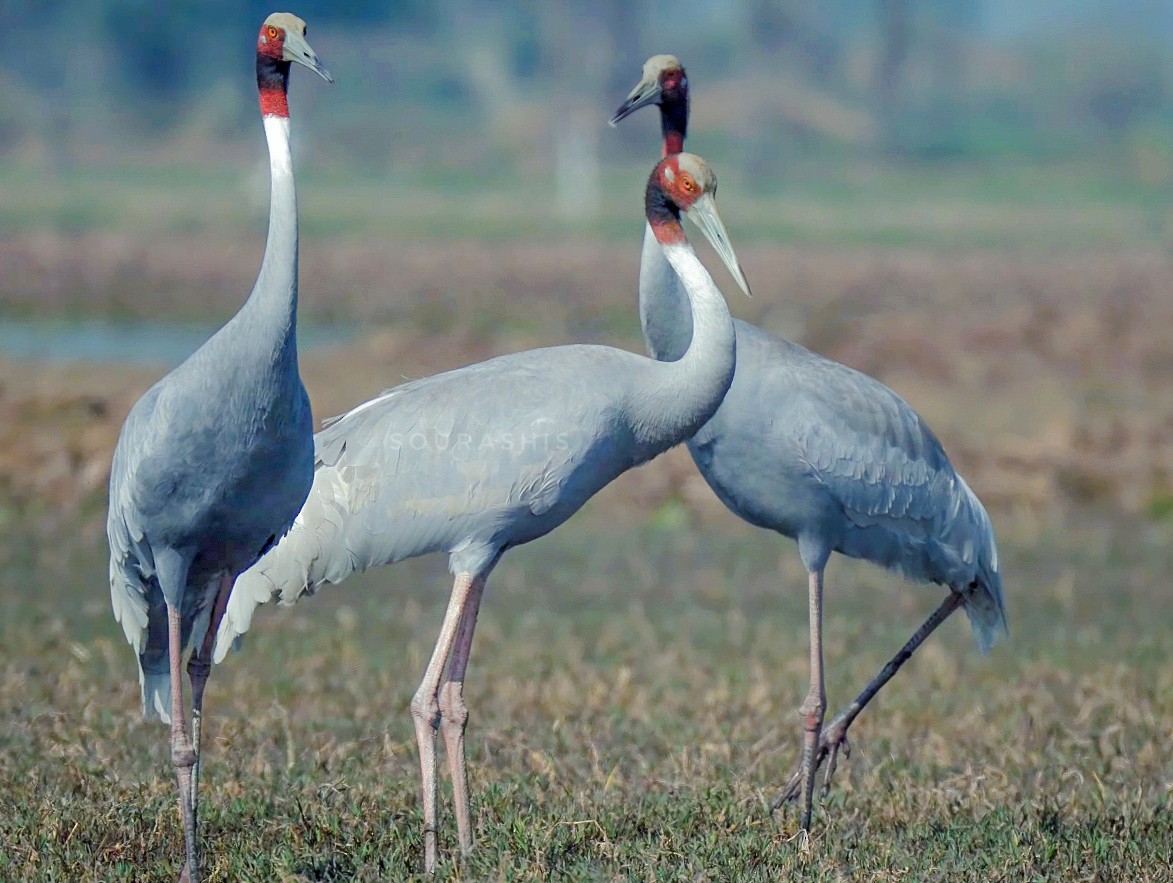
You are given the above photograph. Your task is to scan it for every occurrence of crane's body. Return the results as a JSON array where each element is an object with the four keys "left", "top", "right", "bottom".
[
  {"left": 217, "top": 340, "right": 728, "bottom": 639},
  {"left": 109, "top": 244, "right": 313, "bottom": 713},
  {"left": 216, "top": 153, "right": 748, "bottom": 873},
  {"left": 638, "top": 227, "right": 1003, "bottom": 642},
  {"left": 105, "top": 15, "right": 331, "bottom": 882},
  {"left": 613, "top": 55, "right": 1005, "bottom": 832}
]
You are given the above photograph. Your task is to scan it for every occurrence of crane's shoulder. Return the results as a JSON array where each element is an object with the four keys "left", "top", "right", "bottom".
[
  {"left": 738, "top": 329, "right": 946, "bottom": 458},
  {"left": 108, "top": 380, "right": 169, "bottom": 507}
]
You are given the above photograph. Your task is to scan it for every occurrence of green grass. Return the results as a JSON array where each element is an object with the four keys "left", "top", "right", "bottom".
[
  {"left": 1, "top": 157, "right": 1168, "bottom": 248},
  {"left": 0, "top": 507, "right": 1169, "bottom": 880}
]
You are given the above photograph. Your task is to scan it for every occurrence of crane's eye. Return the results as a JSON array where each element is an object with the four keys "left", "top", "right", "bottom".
[
  {"left": 267, "top": 26, "right": 280, "bottom": 40},
  {"left": 681, "top": 177, "right": 696, "bottom": 194}
]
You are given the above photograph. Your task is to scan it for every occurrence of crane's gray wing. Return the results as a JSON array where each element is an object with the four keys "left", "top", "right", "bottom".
[
  {"left": 215, "top": 346, "right": 635, "bottom": 661},
  {"left": 706, "top": 326, "right": 1005, "bottom": 648},
  {"left": 787, "top": 350, "right": 959, "bottom": 535},
  {"left": 106, "top": 387, "right": 173, "bottom": 719},
  {"left": 107, "top": 390, "right": 159, "bottom": 651},
  {"left": 785, "top": 338, "right": 1003, "bottom": 645}
]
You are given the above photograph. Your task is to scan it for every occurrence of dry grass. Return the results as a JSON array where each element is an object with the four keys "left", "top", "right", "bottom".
[
  {"left": 0, "top": 508, "right": 1168, "bottom": 880},
  {"left": 2, "top": 240, "right": 1169, "bottom": 518}
]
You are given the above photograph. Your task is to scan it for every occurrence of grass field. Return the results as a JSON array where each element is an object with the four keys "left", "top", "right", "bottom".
[
  {"left": 0, "top": 159, "right": 1170, "bottom": 879},
  {"left": 0, "top": 499, "right": 1169, "bottom": 880}
]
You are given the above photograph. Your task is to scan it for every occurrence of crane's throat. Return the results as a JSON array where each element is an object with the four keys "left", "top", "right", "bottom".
[
  {"left": 257, "top": 55, "right": 292, "bottom": 118},
  {"left": 646, "top": 180, "right": 685, "bottom": 244}
]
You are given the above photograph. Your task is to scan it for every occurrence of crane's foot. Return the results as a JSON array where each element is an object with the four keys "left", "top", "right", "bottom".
[
  {"left": 179, "top": 860, "right": 192, "bottom": 883},
  {"left": 770, "top": 715, "right": 852, "bottom": 813}
]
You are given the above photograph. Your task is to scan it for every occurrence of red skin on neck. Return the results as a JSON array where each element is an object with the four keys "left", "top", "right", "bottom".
[
  {"left": 650, "top": 217, "right": 685, "bottom": 244},
  {"left": 662, "top": 131, "right": 684, "bottom": 158},
  {"left": 649, "top": 156, "right": 691, "bottom": 243},
  {"left": 257, "top": 27, "right": 289, "bottom": 118},
  {"left": 259, "top": 88, "right": 289, "bottom": 118},
  {"left": 659, "top": 67, "right": 688, "bottom": 157}
]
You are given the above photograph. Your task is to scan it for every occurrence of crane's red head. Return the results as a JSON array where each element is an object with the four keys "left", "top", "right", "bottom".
[
  {"left": 610, "top": 55, "right": 689, "bottom": 156},
  {"left": 256, "top": 12, "right": 332, "bottom": 118},
  {"left": 645, "top": 153, "right": 716, "bottom": 243},
  {"left": 645, "top": 153, "right": 752, "bottom": 297}
]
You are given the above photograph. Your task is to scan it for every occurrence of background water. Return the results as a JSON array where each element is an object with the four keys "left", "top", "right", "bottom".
[{"left": 0, "top": 317, "right": 357, "bottom": 365}]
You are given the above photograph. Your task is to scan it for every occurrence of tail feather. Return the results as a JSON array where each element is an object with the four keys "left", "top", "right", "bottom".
[
  {"left": 954, "top": 475, "right": 1008, "bottom": 653},
  {"left": 139, "top": 648, "right": 171, "bottom": 723},
  {"left": 837, "top": 470, "right": 1008, "bottom": 652},
  {"left": 213, "top": 565, "right": 281, "bottom": 663},
  {"left": 961, "top": 563, "right": 1008, "bottom": 654}
]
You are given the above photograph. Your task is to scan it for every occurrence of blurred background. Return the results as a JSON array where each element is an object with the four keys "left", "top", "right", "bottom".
[
  {"left": 1, "top": 0, "right": 1169, "bottom": 517},
  {"left": 1, "top": 1, "right": 1172, "bottom": 238},
  {"left": 0, "top": 4, "right": 1170, "bottom": 877}
]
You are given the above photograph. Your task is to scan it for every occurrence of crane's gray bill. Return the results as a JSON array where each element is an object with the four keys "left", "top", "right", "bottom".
[
  {"left": 685, "top": 192, "right": 752, "bottom": 298},
  {"left": 283, "top": 30, "right": 333, "bottom": 83},
  {"left": 609, "top": 79, "right": 661, "bottom": 126}
]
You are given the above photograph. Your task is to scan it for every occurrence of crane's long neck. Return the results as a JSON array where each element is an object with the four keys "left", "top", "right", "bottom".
[
  {"left": 640, "top": 91, "right": 692, "bottom": 362},
  {"left": 660, "top": 90, "right": 687, "bottom": 158},
  {"left": 240, "top": 55, "right": 299, "bottom": 357},
  {"left": 628, "top": 219, "right": 735, "bottom": 451}
]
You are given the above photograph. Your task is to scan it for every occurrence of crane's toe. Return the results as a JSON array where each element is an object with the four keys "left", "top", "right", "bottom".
[
  {"left": 769, "top": 716, "right": 853, "bottom": 813},
  {"left": 819, "top": 730, "right": 851, "bottom": 798}
]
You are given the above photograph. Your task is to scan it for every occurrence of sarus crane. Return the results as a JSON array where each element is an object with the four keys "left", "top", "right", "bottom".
[
  {"left": 611, "top": 54, "right": 1007, "bottom": 831},
  {"left": 106, "top": 14, "right": 331, "bottom": 881},
  {"left": 213, "top": 153, "right": 750, "bottom": 873}
]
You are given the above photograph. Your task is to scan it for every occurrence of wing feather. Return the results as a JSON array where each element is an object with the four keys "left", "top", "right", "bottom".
[
  {"left": 106, "top": 387, "right": 176, "bottom": 719},
  {"left": 697, "top": 325, "right": 1006, "bottom": 648},
  {"left": 106, "top": 389, "right": 163, "bottom": 654},
  {"left": 216, "top": 346, "right": 633, "bottom": 660}
]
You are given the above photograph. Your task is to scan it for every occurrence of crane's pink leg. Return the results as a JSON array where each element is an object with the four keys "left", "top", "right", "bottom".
[
  {"left": 796, "top": 568, "right": 828, "bottom": 831},
  {"left": 185, "top": 574, "right": 233, "bottom": 832},
  {"left": 438, "top": 576, "right": 486, "bottom": 857},
  {"left": 410, "top": 572, "right": 477, "bottom": 874},
  {"left": 167, "top": 605, "right": 199, "bottom": 883},
  {"left": 771, "top": 590, "right": 965, "bottom": 811}
]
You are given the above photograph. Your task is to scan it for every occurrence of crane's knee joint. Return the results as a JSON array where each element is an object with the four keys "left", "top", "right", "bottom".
[
  {"left": 799, "top": 693, "right": 826, "bottom": 732},
  {"left": 410, "top": 693, "right": 440, "bottom": 731},
  {"left": 824, "top": 715, "right": 849, "bottom": 744},
  {"left": 172, "top": 744, "right": 196, "bottom": 769},
  {"left": 438, "top": 682, "right": 468, "bottom": 730},
  {"left": 187, "top": 655, "right": 211, "bottom": 681}
]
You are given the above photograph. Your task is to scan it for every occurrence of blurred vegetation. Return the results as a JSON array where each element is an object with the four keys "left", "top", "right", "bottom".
[{"left": 0, "top": 1, "right": 1170, "bottom": 237}]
